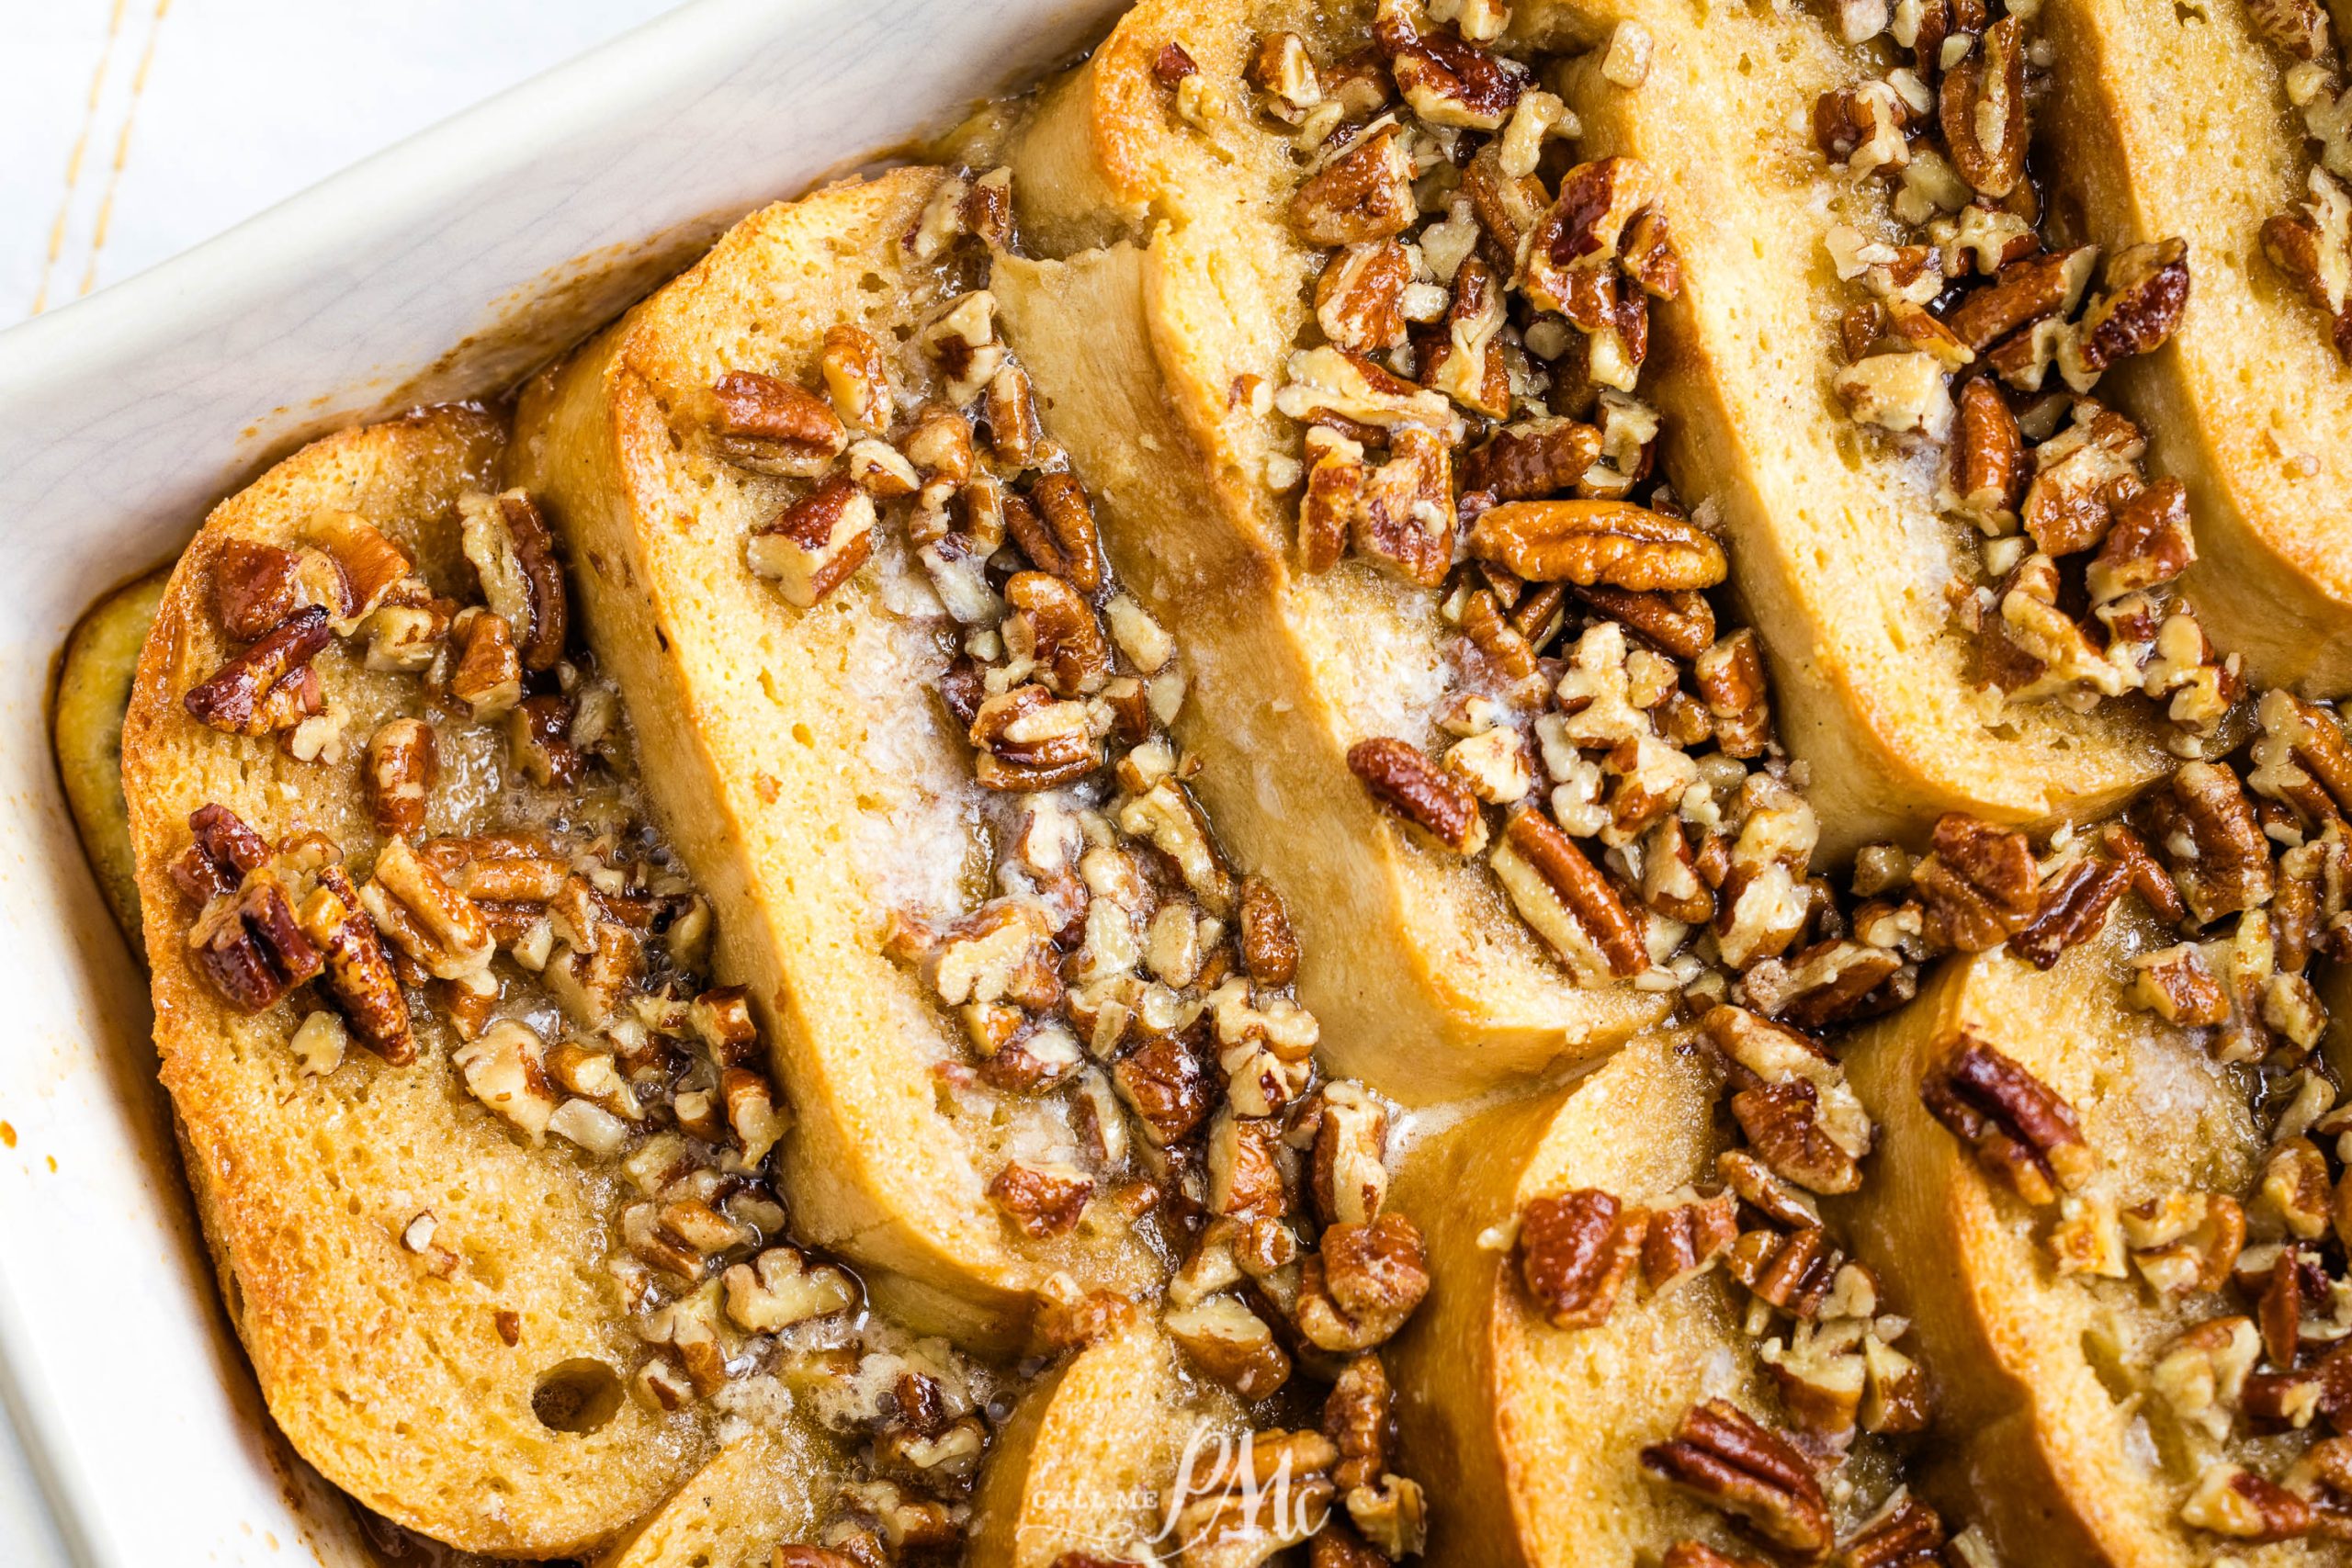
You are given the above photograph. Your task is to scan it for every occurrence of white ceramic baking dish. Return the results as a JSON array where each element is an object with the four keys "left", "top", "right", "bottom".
[{"left": 0, "top": 1, "right": 1121, "bottom": 1560}]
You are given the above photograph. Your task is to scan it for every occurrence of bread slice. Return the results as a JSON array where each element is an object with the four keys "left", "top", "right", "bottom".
[
  {"left": 55, "top": 565, "right": 169, "bottom": 940},
  {"left": 2039, "top": 0, "right": 2352, "bottom": 695},
  {"left": 597, "top": 1422, "right": 846, "bottom": 1568},
  {"left": 511, "top": 167, "right": 1163, "bottom": 1348},
  {"left": 967, "top": 1322, "right": 1243, "bottom": 1567},
  {"left": 994, "top": 0, "right": 1669, "bottom": 1104},
  {"left": 119, "top": 407, "right": 716, "bottom": 1555},
  {"left": 1505, "top": 0, "right": 2175, "bottom": 856},
  {"left": 1390, "top": 1032, "right": 1853, "bottom": 1564},
  {"left": 1837, "top": 914, "right": 2293, "bottom": 1568}
]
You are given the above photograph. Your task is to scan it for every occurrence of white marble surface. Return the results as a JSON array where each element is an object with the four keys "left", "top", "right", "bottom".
[
  {"left": 0, "top": 5, "right": 676, "bottom": 1559},
  {"left": 3, "top": 0, "right": 684, "bottom": 325}
]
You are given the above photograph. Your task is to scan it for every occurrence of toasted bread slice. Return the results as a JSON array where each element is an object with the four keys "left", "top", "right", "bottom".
[
  {"left": 1389, "top": 1032, "right": 1826, "bottom": 1564},
  {"left": 120, "top": 408, "right": 715, "bottom": 1555},
  {"left": 2038, "top": 0, "right": 2352, "bottom": 695},
  {"left": 1511, "top": 0, "right": 2174, "bottom": 854},
  {"left": 56, "top": 565, "right": 170, "bottom": 940},
  {"left": 598, "top": 1421, "right": 847, "bottom": 1568},
  {"left": 967, "top": 1322, "right": 1243, "bottom": 1567},
  {"left": 511, "top": 168, "right": 1162, "bottom": 1348},
  {"left": 995, "top": 2, "right": 1668, "bottom": 1104},
  {"left": 1837, "top": 914, "right": 2292, "bottom": 1568}
]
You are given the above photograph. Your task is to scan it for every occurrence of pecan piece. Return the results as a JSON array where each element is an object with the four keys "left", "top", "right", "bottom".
[
  {"left": 1317, "top": 241, "right": 1413, "bottom": 354},
  {"left": 170, "top": 803, "right": 270, "bottom": 904},
  {"left": 2072, "top": 239, "right": 2191, "bottom": 378},
  {"left": 364, "top": 718, "right": 436, "bottom": 840},
  {"left": 447, "top": 610, "right": 523, "bottom": 718},
  {"left": 1349, "top": 737, "right": 1487, "bottom": 854},
  {"left": 213, "top": 538, "right": 332, "bottom": 640},
  {"left": 1726, "top": 1224, "right": 1846, "bottom": 1319},
  {"left": 1295, "top": 1212, "right": 1430, "bottom": 1352},
  {"left": 2143, "top": 761, "right": 2275, "bottom": 924},
  {"left": 1517, "top": 1188, "right": 1646, "bottom": 1330},
  {"left": 1945, "top": 247, "right": 2098, "bottom": 354},
  {"left": 2248, "top": 0, "right": 2332, "bottom": 55},
  {"left": 1463, "top": 420, "right": 1603, "bottom": 502},
  {"left": 184, "top": 605, "right": 331, "bottom": 737},
  {"left": 1641, "top": 1189, "right": 1739, "bottom": 1293},
  {"left": 1114, "top": 1035, "right": 1213, "bottom": 1146},
  {"left": 2012, "top": 852, "right": 2132, "bottom": 970},
  {"left": 1693, "top": 630, "right": 1771, "bottom": 759},
  {"left": 1003, "top": 572, "right": 1111, "bottom": 697},
  {"left": 2086, "top": 478, "right": 2194, "bottom": 604},
  {"left": 708, "top": 370, "right": 847, "bottom": 476},
  {"left": 1733, "top": 1082, "right": 1863, "bottom": 1196},
  {"left": 1910, "top": 813, "right": 2039, "bottom": 953},
  {"left": 1939, "top": 16, "right": 2028, "bottom": 198},
  {"left": 747, "top": 474, "right": 876, "bottom": 609},
  {"left": 297, "top": 862, "right": 414, "bottom": 1064},
  {"left": 1377, "top": 7, "right": 1529, "bottom": 129},
  {"left": 987, "top": 1159, "right": 1093, "bottom": 1238},
  {"left": 1469, "top": 500, "right": 1725, "bottom": 591},
  {"left": 359, "top": 834, "right": 496, "bottom": 984},
  {"left": 1290, "top": 128, "right": 1417, "bottom": 246},
  {"left": 1491, "top": 806, "right": 1649, "bottom": 978},
  {"left": 1639, "top": 1400, "right": 1830, "bottom": 1560},
  {"left": 1238, "top": 874, "right": 1299, "bottom": 987},
  {"left": 1164, "top": 1294, "right": 1291, "bottom": 1401},
  {"left": 1576, "top": 584, "right": 1716, "bottom": 660},
  {"left": 1920, "top": 1035, "right": 2095, "bottom": 1204},
  {"left": 458, "top": 491, "right": 568, "bottom": 671},
  {"left": 1009, "top": 472, "right": 1106, "bottom": 592},
  {"left": 2180, "top": 1464, "right": 2313, "bottom": 1543},
  {"left": 188, "top": 863, "right": 324, "bottom": 1012}
]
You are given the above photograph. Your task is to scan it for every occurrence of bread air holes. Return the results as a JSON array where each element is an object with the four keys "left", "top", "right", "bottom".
[{"left": 531, "top": 1358, "right": 624, "bottom": 1434}]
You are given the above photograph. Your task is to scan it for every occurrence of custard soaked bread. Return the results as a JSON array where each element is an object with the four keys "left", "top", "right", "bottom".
[
  {"left": 1391, "top": 1027, "right": 1956, "bottom": 1567},
  {"left": 2038, "top": 0, "right": 2352, "bottom": 695},
  {"left": 120, "top": 408, "right": 734, "bottom": 1553},
  {"left": 599, "top": 1422, "right": 845, "bottom": 1568},
  {"left": 1839, "top": 713, "right": 2352, "bottom": 1562}
]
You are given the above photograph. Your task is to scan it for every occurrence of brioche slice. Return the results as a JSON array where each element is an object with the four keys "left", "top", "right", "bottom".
[
  {"left": 119, "top": 408, "right": 718, "bottom": 1554},
  {"left": 1510, "top": 0, "right": 2175, "bottom": 854},
  {"left": 599, "top": 1421, "right": 847, "bottom": 1568},
  {"left": 1837, "top": 914, "right": 2312, "bottom": 1567},
  {"left": 1391, "top": 1032, "right": 1894, "bottom": 1564},
  {"left": 995, "top": 1, "right": 1668, "bottom": 1104},
  {"left": 512, "top": 168, "right": 1163, "bottom": 1347},
  {"left": 56, "top": 565, "right": 169, "bottom": 940},
  {"left": 968, "top": 1323, "right": 1244, "bottom": 1567},
  {"left": 2039, "top": 0, "right": 2352, "bottom": 694}
]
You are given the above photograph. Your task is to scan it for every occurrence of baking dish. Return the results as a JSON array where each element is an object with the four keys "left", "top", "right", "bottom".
[{"left": 0, "top": 1, "right": 1120, "bottom": 1560}]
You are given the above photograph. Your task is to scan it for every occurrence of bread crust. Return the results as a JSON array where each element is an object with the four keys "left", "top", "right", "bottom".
[
  {"left": 2040, "top": 0, "right": 2352, "bottom": 695},
  {"left": 1523, "top": 0, "right": 2173, "bottom": 856},
  {"left": 55, "top": 564, "right": 170, "bottom": 940},
  {"left": 1837, "top": 916, "right": 2301, "bottom": 1568},
  {"left": 1387, "top": 1035, "right": 1776, "bottom": 1566},
  {"left": 997, "top": 0, "right": 1668, "bottom": 1106},
  {"left": 511, "top": 168, "right": 1162, "bottom": 1349},
  {"left": 119, "top": 406, "right": 707, "bottom": 1556}
]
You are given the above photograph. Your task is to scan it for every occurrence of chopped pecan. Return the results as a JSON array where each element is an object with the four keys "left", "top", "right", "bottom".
[
  {"left": 447, "top": 610, "right": 523, "bottom": 718},
  {"left": 1920, "top": 1036, "right": 2095, "bottom": 1205},
  {"left": 459, "top": 491, "right": 567, "bottom": 671},
  {"left": 1841, "top": 1497, "right": 1947, "bottom": 1568},
  {"left": 1940, "top": 17, "right": 2028, "bottom": 197},
  {"left": 1311, "top": 1080, "right": 1390, "bottom": 1227},
  {"left": 1950, "top": 376, "right": 2026, "bottom": 529},
  {"left": 1349, "top": 737, "right": 1488, "bottom": 854},
  {"left": 1003, "top": 572, "right": 1111, "bottom": 697},
  {"left": 819, "top": 322, "right": 894, "bottom": 432},
  {"left": 1835, "top": 352, "right": 1955, "bottom": 439},
  {"left": 1322, "top": 1352, "right": 1395, "bottom": 1494},
  {"left": 1717, "top": 1148, "right": 1823, "bottom": 1230},
  {"left": 184, "top": 605, "right": 331, "bottom": 737},
  {"left": 2012, "top": 852, "right": 2132, "bottom": 970},
  {"left": 2126, "top": 1191, "right": 2246, "bottom": 1295},
  {"left": 1290, "top": 127, "right": 1417, "bottom": 246},
  {"left": 1726, "top": 1225, "right": 1846, "bottom": 1320},
  {"left": 1639, "top": 1400, "right": 1831, "bottom": 1560},
  {"left": 508, "top": 695, "right": 582, "bottom": 789},
  {"left": 1911, "top": 813, "right": 2039, "bottom": 953},
  {"left": 2180, "top": 1464, "right": 2312, "bottom": 1543},
  {"left": 364, "top": 718, "right": 436, "bottom": 840},
  {"left": 1351, "top": 427, "right": 1456, "bottom": 586},
  {"left": 1693, "top": 631, "right": 1770, "bottom": 759},
  {"left": 1238, "top": 874, "right": 1300, "bottom": 987},
  {"left": 170, "top": 803, "right": 270, "bottom": 904},
  {"left": 2250, "top": 688, "right": 2352, "bottom": 826},
  {"left": 2085, "top": 478, "right": 2194, "bottom": 604},
  {"left": 359, "top": 834, "right": 496, "bottom": 984},
  {"left": 1662, "top": 1545, "right": 1772, "bottom": 1568},
  {"left": 188, "top": 863, "right": 324, "bottom": 1012},
  {"left": 1375, "top": 6, "right": 1529, "bottom": 129},
  {"left": 967, "top": 684, "right": 1101, "bottom": 792},
  {"left": 2143, "top": 761, "right": 2275, "bottom": 924},
  {"left": 1518, "top": 1188, "right": 1647, "bottom": 1330},
  {"left": 2072, "top": 239, "right": 2191, "bottom": 378},
  {"left": 1463, "top": 420, "right": 1604, "bottom": 502},
  {"left": 1295, "top": 1212, "right": 1430, "bottom": 1351},
  {"left": 2262, "top": 209, "right": 2352, "bottom": 360},
  {"left": 213, "top": 538, "right": 320, "bottom": 640},
  {"left": 746, "top": 474, "right": 876, "bottom": 609},
  {"left": 1164, "top": 1294, "right": 1291, "bottom": 1401},
  {"left": 296, "top": 862, "right": 413, "bottom": 1063},
  {"left": 1247, "top": 30, "right": 1323, "bottom": 118},
  {"left": 709, "top": 370, "right": 847, "bottom": 476},
  {"left": 987, "top": 1159, "right": 1093, "bottom": 1238},
  {"left": 2248, "top": 0, "right": 2332, "bottom": 55},
  {"left": 1114, "top": 1035, "right": 1213, "bottom": 1146},
  {"left": 1945, "top": 247, "right": 2097, "bottom": 354},
  {"left": 1491, "top": 806, "right": 1649, "bottom": 977},
  {"left": 1317, "top": 241, "right": 1413, "bottom": 354},
  {"left": 1641, "top": 1188, "right": 1739, "bottom": 1293},
  {"left": 1734, "top": 1082, "right": 1864, "bottom": 1196},
  {"left": 1422, "top": 254, "right": 1513, "bottom": 418},
  {"left": 1576, "top": 584, "right": 1716, "bottom": 660}
]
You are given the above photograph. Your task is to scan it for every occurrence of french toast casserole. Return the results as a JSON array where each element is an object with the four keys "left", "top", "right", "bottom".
[{"left": 46, "top": 0, "right": 2352, "bottom": 1562}]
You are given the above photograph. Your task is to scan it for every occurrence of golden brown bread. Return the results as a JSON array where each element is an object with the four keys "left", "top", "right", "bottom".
[
  {"left": 1513, "top": 0, "right": 2175, "bottom": 856},
  {"left": 55, "top": 565, "right": 169, "bottom": 940},
  {"left": 1388, "top": 1033, "right": 1815, "bottom": 1565},
  {"left": 596, "top": 1421, "right": 846, "bottom": 1568},
  {"left": 511, "top": 167, "right": 1163, "bottom": 1348},
  {"left": 119, "top": 407, "right": 712, "bottom": 1556},
  {"left": 967, "top": 1323, "right": 1243, "bottom": 1567},
  {"left": 1836, "top": 913, "right": 2311, "bottom": 1568},
  {"left": 2038, "top": 0, "right": 2352, "bottom": 696},
  {"left": 995, "top": 0, "right": 1668, "bottom": 1105}
]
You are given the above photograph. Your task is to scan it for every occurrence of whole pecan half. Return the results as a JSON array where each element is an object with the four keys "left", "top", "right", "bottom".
[
  {"left": 1290, "top": 129, "right": 1418, "bottom": 247},
  {"left": 1469, "top": 500, "right": 1724, "bottom": 591},
  {"left": 1492, "top": 806, "right": 1649, "bottom": 977},
  {"left": 1910, "top": 812, "right": 2039, "bottom": 953},
  {"left": 1920, "top": 1035, "right": 2095, "bottom": 1205},
  {"left": 1295, "top": 1212, "right": 1431, "bottom": 1351},
  {"left": 2140, "top": 761, "right": 2274, "bottom": 925},
  {"left": 1349, "top": 737, "right": 1488, "bottom": 854},
  {"left": 184, "top": 605, "right": 332, "bottom": 738},
  {"left": 1939, "top": 17, "right": 2028, "bottom": 198},
  {"left": 1016, "top": 472, "right": 1107, "bottom": 592},
  {"left": 297, "top": 862, "right": 414, "bottom": 1064},
  {"left": 2072, "top": 239, "right": 2191, "bottom": 377},
  {"left": 1639, "top": 1400, "right": 1830, "bottom": 1560},
  {"left": 2011, "top": 852, "right": 2132, "bottom": 970},
  {"left": 708, "top": 370, "right": 846, "bottom": 476},
  {"left": 1517, "top": 1188, "right": 1647, "bottom": 1330}
]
